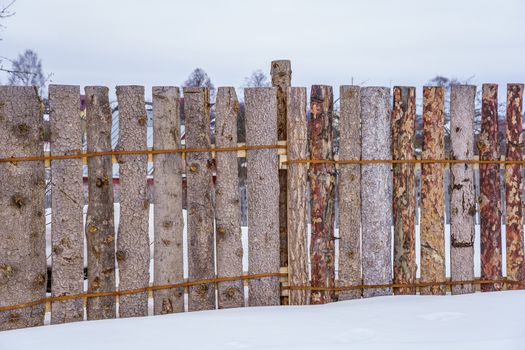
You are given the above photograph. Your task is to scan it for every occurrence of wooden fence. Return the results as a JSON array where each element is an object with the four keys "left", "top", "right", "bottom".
[{"left": 0, "top": 68, "right": 524, "bottom": 331}]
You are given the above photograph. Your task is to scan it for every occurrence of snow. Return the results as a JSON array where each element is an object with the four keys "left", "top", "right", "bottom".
[{"left": 1, "top": 291, "right": 524, "bottom": 350}]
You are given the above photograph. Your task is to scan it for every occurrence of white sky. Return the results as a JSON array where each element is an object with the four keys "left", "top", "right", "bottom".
[{"left": 1, "top": 0, "right": 524, "bottom": 100}]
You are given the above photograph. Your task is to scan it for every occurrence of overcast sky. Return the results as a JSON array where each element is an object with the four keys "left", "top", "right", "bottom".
[{"left": 1, "top": 0, "right": 524, "bottom": 100}]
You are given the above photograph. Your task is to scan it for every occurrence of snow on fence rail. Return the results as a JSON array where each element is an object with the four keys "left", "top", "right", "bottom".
[{"left": 0, "top": 62, "right": 524, "bottom": 331}]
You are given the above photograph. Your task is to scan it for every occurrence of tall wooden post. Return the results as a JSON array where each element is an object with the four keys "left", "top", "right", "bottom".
[
  {"left": 420, "top": 86, "right": 446, "bottom": 295},
  {"left": 337, "top": 86, "right": 361, "bottom": 300},
  {"left": 391, "top": 86, "right": 417, "bottom": 295},
  {"left": 449, "top": 85, "right": 476, "bottom": 295},
  {"left": 505, "top": 83, "right": 525, "bottom": 289},
  {"left": 309, "top": 85, "right": 336, "bottom": 304},
  {"left": 478, "top": 83, "right": 502, "bottom": 292},
  {"left": 361, "top": 87, "right": 392, "bottom": 297}
]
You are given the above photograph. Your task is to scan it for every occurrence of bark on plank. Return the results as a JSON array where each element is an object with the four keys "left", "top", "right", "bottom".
[
  {"left": 49, "top": 85, "right": 84, "bottom": 324},
  {"left": 309, "top": 85, "right": 336, "bottom": 304},
  {"left": 245, "top": 87, "right": 280, "bottom": 306},
  {"left": 116, "top": 86, "right": 150, "bottom": 317},
  {"left": 360, "top": 87, "right": 392, "bottom": 298},
  {"left": 215, "top": 87, "right": 244, "bottom": 309},
  {"left": 420, "top": 86, "right": 446, "bottom": 295},
  {"left": 85, "top": 86, "right": 116, "bottom": 320},
  {"left": 184, "top": 87, "right": 215, "bottom": 311},
  {"left": 152, "top": 86, "right": 184, "bottom": 314},
  {"left": 505, "top": 83, "right": 525, "bottom": 289},
  {"left": 0, "top": 86, "right": 46, "bottom": 330},
  {"left": 337, "top": 85, "right": 362, "bottom": 300},
  {"left": 478, "top": 83, "right": 502, "bottom": 292},
  {"left": 449, "top": 84, "right": 476, "bottom": 295},
  {"left": 391, "top": 86, "right": 417, "bottom": 295},
  {"left": 286, "top": 87, "right": 309, "bottom": 305}
]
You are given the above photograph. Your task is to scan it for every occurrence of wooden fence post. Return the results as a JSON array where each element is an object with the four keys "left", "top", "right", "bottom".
[
  {"left": 337, "top": 85, "right": 361, "bottom": 300},
  {"left": 479, "top": 83, "right": 502, "bottom": 292},
  {"left": 0, "top": 86, "right": 46, "bottom": 330},
  {"left": 309, "top": 85, "right": 336, "bottom": 304},
  {"left": 245, "top": 87, "right": 280, "bottom": 306},
  {"left": 85, "top": 86, "right": 116, "bottom": 320},
  {"left": 391, "top": 86, "right": 417, "bottom": 295},
  {"left": 49, "top": 85, "right": 84, "bottom": 323},
  {"left": 184, "top": 87, "right": 216, "bottom": 311},
  {"left": 420, "top": 86, "right": 446, "bottom": 295},
  {"left": 450, "top": 85, "right": 476, "bottom": 295},
  {"left": 152, "top": 86, "right": 184, "bottom": 314},
  {"left": 270, "top": 60, "right": 291, "bottom": 305},
  {"left": 361, "top": 87, "right": 392, "bottom": 297},
  {"left": 215, "top": 87, "right": 244, "bottom": 309},
  {"left": 286, "top": 87, "right": 309, "bottom": 305},
  {"left": 505, "top": 83, "right": 525, "bottom": 289}
]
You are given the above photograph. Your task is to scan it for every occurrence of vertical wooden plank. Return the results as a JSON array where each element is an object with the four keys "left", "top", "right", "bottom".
[
  {"left": 420, "top": 86, "right": 446, "bottom": 295},
  {"left": 152, "top": 86, "right": 184, "bottom": 314},
  {"left": 184, "top": 87, "right": 215, "bottom": 311},
  {"left": 49, "top": 85, "right": 84, "bottom": 324},
  {"left": 360, "top": 87, "right": 392, "bottom": 298},
  {"left": 505, "top": 83, "right": 525, "bottom": 289},
  {"left": 115, "top": 86, "right": 150, "bottom": 317},
  {"left": 450, "top": 84, "right": 476, "bottom": 295},
  {"left": 270, "top": 61, "right": 291, "bottom": 298},
  {"left": 286, "top": 87, "right": 309, "bottom": 305},
  {"left": 337, "top": 85, "right": 361, "bottom": 300},
  {"left": 309, "top": 85, "right": 336, "bottom": 304},
  {"left": 85, "top": 86, "right": 116, "bottom": 320},
  {"left": 245, "top": 87, "right": 280, "bottom": 306},
  {"left": 479, "top": 83, "right": 502, "bottom": 292},
  {"left": 391, "top": 86, "right": 417, "bottom": 295},
  {"left": 215, "top": 87, "right": 243, "bottom": 309},
  {"left": 0, "top": 86, "right": 46, "bottom": 330}
]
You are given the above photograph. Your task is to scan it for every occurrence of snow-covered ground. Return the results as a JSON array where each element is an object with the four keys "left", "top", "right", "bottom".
[{"left": 1, "top": 291, "right": 524, "bottom": 350}]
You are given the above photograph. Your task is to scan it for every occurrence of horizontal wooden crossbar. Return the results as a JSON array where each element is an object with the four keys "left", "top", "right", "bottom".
[{"left": 285, "top": 159, "right": 525, "bottom": 165}]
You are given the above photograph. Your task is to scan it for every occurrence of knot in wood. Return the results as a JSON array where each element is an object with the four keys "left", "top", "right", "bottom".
[
  {"left": 138, "top": 116, "right": 147, "bottom": 126},
  {"left": 11, "top": 194, "right": 26, "bottom": 208},
  {"left": 116, "top": 250, "right": 126, "bottom": 262}
]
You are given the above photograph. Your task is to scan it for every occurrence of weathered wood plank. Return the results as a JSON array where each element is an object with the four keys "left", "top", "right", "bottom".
[
  {"left": 286, "top": 87, "right": 309, "bottom": 305},
  {"left": 505, "top": 83, "right": 525, "bottom": 289},
  {"left": 184, "top": 87, "right": 215, "bottom": 311},
  {"left": 479, "top": 83, "right": 502, "bottom": 292},
  {"left": 337, "top": 85, "right": 361, "bottom": 300},
  {"left": 115, "top": 86, "right": 150, "bottom": 317},
  {"left": 85, "top": 86, "right": 116, "bottom": 320},
  {"left": 361, "top": 86, "right": 392, "bottom": 298},
  {"left": 245, "top": 87, "right": 280, "bottom": 306},
  {"left": 152, "top": 86, "right": 184, "bottom": 314},
  {"left": 450, "top": 84, "right": 476, "bottom": 295},
  {"left": 215, "top": 87, "right": 243, "bottom": 309},
  {"left": 0, "top": 86, "right": 46, "bottom": 330},
  {"left": 49, "top": 85, "right": 84, "bottom": 324},
  {"left": 420, "top": 86, "right": 446, "bottom": 295},
  {"left": 309, "top": 85, "right": 336, "bottom": 304},
  {"left": 391, "top": 86, "right": 417, "bottom": 295}
]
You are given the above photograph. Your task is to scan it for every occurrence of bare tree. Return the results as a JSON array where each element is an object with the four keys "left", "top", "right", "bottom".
[
  {"left": 183, "top": 68, "right": 215, "bottom": 99},
  {"left": 7, "top": 49, "right": 50, "bottom": 94},
  {"left": 0, "top": 0, "right": 16, "bottom": 34},
  {"left": 243, "top": 69, "right": 269, "bottom": 88}
]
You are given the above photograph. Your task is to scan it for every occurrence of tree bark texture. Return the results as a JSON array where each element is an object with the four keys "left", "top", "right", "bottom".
[
  {"left": 49, "top": 85, "right": 84, "bottom": 324},
  {"left": 420, "top": 86, "right": 446, "bottom": 295},
  {"left": 449, "top": 85, "right": 476, "bottom": 295},
  {"left": 309, "top": 85, "right": 336, "bottom": 304},
  {"left": 215, "top": 87, "right": 244, "bottom": 309},
  {"left": 184, "top": 87, "right": 215, "bottom": 311},
  {"left": 391, "top": 86, "right": 417, "bottom": 295},
  {"left": 0, "top": 86, "right": 46, "bottom": 330},
  {"left": 85, "top": 86, "right": 116, "bottom": 320},
  {"left": 360, "top": 87, "right": 392, "bottom": 298},
  {"left": 337, "top": 85, "right": 361, "bottom": 300},
  {"left": 152, "top": 86, "right": 184, "bottom": 314},
  {"left": 478, "top": 83, "right": 502, "bottom": 292},
  {"left": 245, "top": 87, "right": 280, "bottom": 306},
  {"left": 286, "top": 87, "right": 309, "bottom": 305},
  {"left": 505, "top": 83, "right": 525, "bottom": 289}
]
